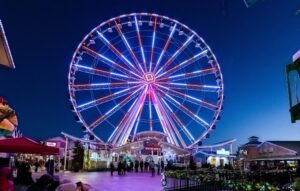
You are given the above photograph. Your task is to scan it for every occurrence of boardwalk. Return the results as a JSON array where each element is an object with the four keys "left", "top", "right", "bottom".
[{"left": 33, "top": 171, "right": 163, "bottom": 191}]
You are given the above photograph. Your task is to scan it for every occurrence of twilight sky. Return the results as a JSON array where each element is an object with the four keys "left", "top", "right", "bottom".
[{"left": 0, "top": 0, "right": 300, "bottom": 147}]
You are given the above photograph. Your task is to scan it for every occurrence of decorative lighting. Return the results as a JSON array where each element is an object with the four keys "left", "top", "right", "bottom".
[
  {"left": 107, "top": 27, "right": 113, "bottom": 33},
  {"left": 149, "top": 20, "right": 153, "bottom": 26},
  {"left": 127, "top": 21, "right": 132, "bottom": 27},
  {"left": 159, "top": 22, "right": 164, "bottom": 28},
  {"left": 178, "top": 29, "right": 184, "bottom": 35},
  {"left": 89, "top": 39, "right": 95, "bottom": 44}
]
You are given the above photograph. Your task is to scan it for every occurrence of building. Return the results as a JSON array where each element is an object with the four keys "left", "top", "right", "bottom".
[
  {"left": 239, "top": 136, "right": 300, "bottom": 170},
  {"left": 194, "top": 139, "right": 236, "bottom": 167}
]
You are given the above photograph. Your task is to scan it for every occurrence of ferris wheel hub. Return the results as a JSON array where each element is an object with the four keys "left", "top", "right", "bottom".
[{"left": 144, "top": 72, "right": 156, "bottom": 83}]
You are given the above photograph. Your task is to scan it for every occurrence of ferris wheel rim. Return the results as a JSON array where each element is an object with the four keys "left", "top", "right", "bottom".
[{"left": 68, "top": 12, "right": 224, "bottom": 148}]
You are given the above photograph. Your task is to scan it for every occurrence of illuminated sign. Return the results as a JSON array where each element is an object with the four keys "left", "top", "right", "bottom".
[
  {"left": 90, "top": 152, "right": 101, "bottom": 161},
  {"left": 46, "top": 142, "right": 57, "bottom": 147},
  {"left": 216, "top": 148, "right": 230, "bottom": 156}
]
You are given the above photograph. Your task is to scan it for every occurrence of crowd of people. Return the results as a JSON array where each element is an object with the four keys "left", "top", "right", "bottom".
[
  {"left": 0, "top": 161, "right": 93, "bottom": 191},
  {"left": 110, "top": 159, "right": 165, "bottom": 177}
]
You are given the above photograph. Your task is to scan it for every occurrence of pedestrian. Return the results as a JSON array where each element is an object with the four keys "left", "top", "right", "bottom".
[
  {"left": 117, "top": 161, "right": 122, "bottom": 175},
  {"left": 150, "top": 160, "right": 155, "bottom": 177},
  {"left": 0, "top": 167, "right": 14, "bottom": 191},
  {"left": 140, "top": 160, "right": 144, "bottom": 172},
  {"left": 161, "top": 160, "right": 164, "bottom": 172},
  {"left": 34, "top": 160, "right": 39, "bottom": 173},
  {"left": 27, "top": 174, "right": 54, "bottom": 191},
  {"left": 145, "top": 161, "right": 149, "bottom": 172},
  {"left": 157, "top": 161, "right": 160, "bottom": 175},
  {"left": 110, "top": 162, "right": 115, "bottom": 176},
  {"left": 134, "top": 160, "right": 139, "bottom": 173}
]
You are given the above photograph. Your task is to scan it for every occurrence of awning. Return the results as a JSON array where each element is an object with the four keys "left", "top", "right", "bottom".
[{"left": 0, "top": 137, "right": 59, "bottom": 155}]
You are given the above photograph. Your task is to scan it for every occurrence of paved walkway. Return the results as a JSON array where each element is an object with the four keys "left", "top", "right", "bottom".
[{"left": 33, "top": 171, "right": 163, "bottom": 191}]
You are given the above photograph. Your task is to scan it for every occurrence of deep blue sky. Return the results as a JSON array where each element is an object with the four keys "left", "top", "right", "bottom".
[{"left": 0, "top": 0, "right": 300, "bottom": 147}]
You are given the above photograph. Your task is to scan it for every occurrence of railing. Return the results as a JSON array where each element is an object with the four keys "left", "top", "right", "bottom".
[
  {"left": 163, "top": 178, "right": 236, "bottom": 191},
  {"left": 161, "top": 169, "right": 294, "bottom": 191}
]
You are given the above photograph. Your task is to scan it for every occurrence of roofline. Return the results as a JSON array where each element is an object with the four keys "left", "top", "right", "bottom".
[
  {"left": 194, "top": 138, "right": 236, "bottom": 149},
  {"left": 257, "top": 141, "right": 297, "bottom": 154},
  {"left": 0, "top": 19, "right": 15, "bottom": 69},
  {"left": 61, "top": 131, "right": 107, "bottom": 146}
]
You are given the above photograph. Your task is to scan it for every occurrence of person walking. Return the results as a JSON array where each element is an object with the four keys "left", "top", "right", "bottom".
[
  {"left": 110, "top": 162, "right": 115, "bottom": 176},
  {"left": 34, "top": 160, "right": 39, "bottom": 173},
  {"left": 157, "top": 161, "right": 161, "bottom": 175},
  {"left": 150, "top": 160, "right": 155, "bottom": 177},
  {"left": 117, "top": 161, "right": 122, "bottom": 175},
  {"left": 145, "top": 161, "right": 149, "bottom": 172},
  {"left": 140, "top": 160, "right": 144, "bottom": 172},
  {"left": 134, "top": 160, "right": 139, "bottom": 173},
  {"left": 161, "top": 160, "right": 165, "bottom": 172}
]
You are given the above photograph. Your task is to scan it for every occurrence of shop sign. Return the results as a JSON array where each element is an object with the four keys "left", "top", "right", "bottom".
[
  {"left": 216, "top": 148, "right": 230, "bottom": 156},
  {"left": 90, "top": 152, "right": 101, "bottom": 161},
  {"left": 46, "top": 142, "right": 57, "bottom": 147}
]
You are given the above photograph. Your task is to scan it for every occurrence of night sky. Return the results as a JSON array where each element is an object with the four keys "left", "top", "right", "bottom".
[{"left": 1, "top": 0, "right": 300, "bottom": 148}]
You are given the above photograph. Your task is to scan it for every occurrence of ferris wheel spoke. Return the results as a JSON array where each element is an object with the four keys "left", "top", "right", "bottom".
[
  {"left": 82, "top": 46, "right": 141, "bottom": 79},
  {"left": 153, "top": 23, "right": 177, "bottom": 73},
  {"left": 89, "top": 85, "right": 146, "bottom": 130},
  {"left": 134, "top": 16, "right": 147, "bottom": 72},
  {"left": 96, "top": 31, "right": 143, "bottom": 76},
  {"left": 161, "top": 98, "right": 195, "bottom": 143},
  {"left": 71, "top": 81, "right": 141, "bottom": 91},
  {"left": 157, "top": 96, "right": 187, "bottom": 147},
  {"left": 115, "top": 87, "right": 148, "bottom": 146},
  {"left": 163, "top": 94, "right": 210, "bottom": 129},
  {"left": 108, "top": 98, "right": 139, "bottom": 144},
  {"left": 149, "top": 17, "right": 157, "bottom": 72},
  {"left": 73, "top": 64, "right": 135, "bottom": 82},
  {"left": 114, "top": 20, "right": 145, "bottom": 74},
  {"left": 156, "top": 84, "right": 218, "bottom": 110},
  {"left": 148, "top": 94, "right": 153, "bottom": 131},
  {"left": 158, "top": 67, "right": 217, "bottom": 82},
  {"left": 131, "top": 88, "right": 148, "bottom": 141},
  {"left": 157, "top": 82, "right": 220, "bottom": 93},
  {"left": 150, "top": 89, "right": 177, "bottom": 145},
  {"left": 76, "top": 85, "right": 141, "bottom": 112},
  {"left": 156, "top": 49, "right": 209, "bottom": 79},
  {"left": 155, "top": 35, "right": 194, "bottom": 76}
]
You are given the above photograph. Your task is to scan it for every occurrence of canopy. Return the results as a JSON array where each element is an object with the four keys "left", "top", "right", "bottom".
[{"left": 0, "top": 137, "right": 59, "bottom": 155}]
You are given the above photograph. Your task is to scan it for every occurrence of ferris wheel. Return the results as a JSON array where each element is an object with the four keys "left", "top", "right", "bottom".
[{"left": 68, "top": 13, "right": 224, "bottom": 148}]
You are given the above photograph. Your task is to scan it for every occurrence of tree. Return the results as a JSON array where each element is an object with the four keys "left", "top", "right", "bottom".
[{"left": 72, "top": 141, "right": 84, "bottom": 172}]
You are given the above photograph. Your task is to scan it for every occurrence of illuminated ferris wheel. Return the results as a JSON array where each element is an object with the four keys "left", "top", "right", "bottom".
[{"left": 68, "top": 13, "right": 224, "bottom": 148}]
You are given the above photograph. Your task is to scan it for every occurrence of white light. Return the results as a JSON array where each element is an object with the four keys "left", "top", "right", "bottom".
[
  {"left": 149, "top": 20, "right": 153, "bottom": 26},
  {"left": 169, "top": 73, "right": 184, "bottom": 79},
  {"left": 166, "top": 95, "right": 180, "bottom": 105},
  {"left": 108, "top": 27, "right": 113, "bottom": 33},
  {"left": 159, "top": 22, "right": 164, "bottom": 28},
  {"left": 152, "top": 32, "right": 156, "bottom": 48},
  {"left": 194, "top": 114, "right": 209, "bottom": 127},
  {"left": 114, "top": 88, "right": 130, "bottom": 95},
  {"left": 77, "top": 56, "right": 82, "bottom": 61},
  {"left": 110, "top": 72, "right": 127, "bottom": 78},
  {"left": 127, "top": 21, "right": 132, "bottom": 27},
  {"left": 203, "top": 85, "right": 220, "bottom": 89},
  {"left": 179, "top": 30, "right": 184, "bottom": 35},
  {"left": 170, "top": 82, "right": 186, "bottom": 86},
  {"left": 89, "top": 39, "right": 95, "bottom": 44}
]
